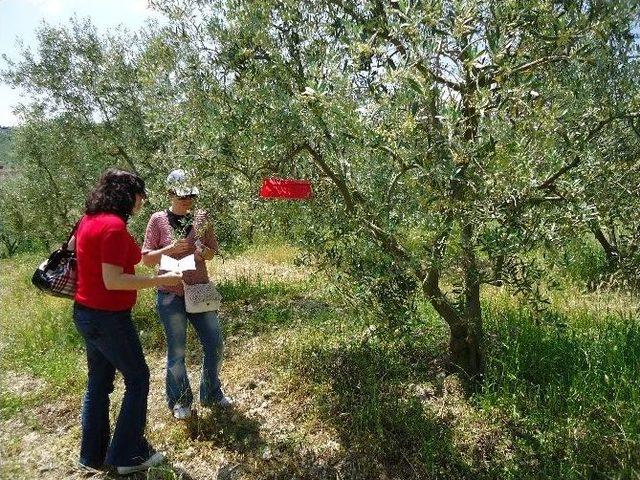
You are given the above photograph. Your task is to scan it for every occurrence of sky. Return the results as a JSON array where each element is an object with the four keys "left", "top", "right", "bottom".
[{"left": 0, "top": 0, "right": 163, "bottom": 127}]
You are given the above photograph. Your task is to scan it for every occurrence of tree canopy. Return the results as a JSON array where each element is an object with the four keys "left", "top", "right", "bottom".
[{"left": 2, "top": 0, "right": 639, "bottom": 383}]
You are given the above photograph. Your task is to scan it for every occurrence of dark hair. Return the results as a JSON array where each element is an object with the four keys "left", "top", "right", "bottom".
[{"left": 85, "top": 168, "right": 146, "bottom": 221}]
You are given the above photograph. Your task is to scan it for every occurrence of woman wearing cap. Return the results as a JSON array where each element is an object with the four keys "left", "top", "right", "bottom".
[
  {"left": 142, "top": 169, "right": 231, "bottom": 420},
  {"left": 73, "top": 168, "right": 183, "bottom": 474}
]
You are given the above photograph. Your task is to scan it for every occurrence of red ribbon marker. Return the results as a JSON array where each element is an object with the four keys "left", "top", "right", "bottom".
[{"left": 259, "top": 178, "right": 313, "bottom": 200}]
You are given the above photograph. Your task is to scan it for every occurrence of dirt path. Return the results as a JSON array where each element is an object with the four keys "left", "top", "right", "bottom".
[{"left": 1, "top": 331, "right": 343, "bottom": 480}]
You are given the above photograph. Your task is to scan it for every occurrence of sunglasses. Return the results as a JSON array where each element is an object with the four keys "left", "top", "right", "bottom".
[{"left": 177, "top": 194, "right": 198, "bottom": 200}]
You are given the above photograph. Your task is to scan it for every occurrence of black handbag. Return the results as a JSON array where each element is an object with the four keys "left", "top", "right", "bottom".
[{"left": 32, "top": 220, "right": 81, "bottom": 299}]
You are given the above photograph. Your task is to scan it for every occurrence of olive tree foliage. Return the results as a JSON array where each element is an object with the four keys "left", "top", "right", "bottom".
[
  {"left": 581, "top": 120, "right": 640, "bottom": 287},
  {"left": 149, "top": 0, "right": 640, "bottom": 382},
  {"left": 0, "top": 17, "right": 249, "bottom": 244},
  {"left": 536, "top": 15, "right": 640, "bottom": 287},
  {"left": 2, "top": 19, "right": 156, "bottom": 242},
  {"left": 561, "top": 118, "right": 640, "bottom": 289},
  {"left": 0, "top": 114, "right": 95, "bottom": 251}
]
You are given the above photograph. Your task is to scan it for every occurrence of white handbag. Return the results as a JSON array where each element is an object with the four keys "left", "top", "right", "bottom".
[{"left": 183, "top": 281, "right": 222, "bottom": 313}]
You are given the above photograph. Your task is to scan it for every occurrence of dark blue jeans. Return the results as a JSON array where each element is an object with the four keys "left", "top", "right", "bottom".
[
  {"left": 73, "top": 303, "right": 152, "bottom": 468},
  {"left": 156, "top": 291, "right": 224, "bottom": 409}
]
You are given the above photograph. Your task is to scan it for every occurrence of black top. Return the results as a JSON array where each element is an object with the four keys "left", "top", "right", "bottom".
[{"left": 166, "top": 209, "right": 193, "bottom": 237}]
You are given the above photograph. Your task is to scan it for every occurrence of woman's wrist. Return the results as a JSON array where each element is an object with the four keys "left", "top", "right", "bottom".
[{"left": 161, "top": 244, "right": 174, "bottom": 256}]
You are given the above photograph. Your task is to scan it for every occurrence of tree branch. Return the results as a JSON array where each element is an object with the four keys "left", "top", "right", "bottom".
[
  {"left": 423, "top": 232, "right": 460, "bottom": 325},
  {"left": 505, "top": 55, "right": 571, "bottom": 77},
  {"left": 385, "top": 163, "right": 420, "bottom": 205},
  {"left": 303, "top": 142, "right": 355, "bottom": 211},
  {"left": 537, "top": 111, "right": 640, "bottom": 190}
]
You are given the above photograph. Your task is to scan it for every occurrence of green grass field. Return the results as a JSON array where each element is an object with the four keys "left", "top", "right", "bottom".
[{"left": 1, "top": 244, "right": 639, "bottom": 479}]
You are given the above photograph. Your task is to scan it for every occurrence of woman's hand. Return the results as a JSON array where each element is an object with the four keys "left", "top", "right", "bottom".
[
  {"left": 141, "top": 239, "right": 194, "bottom": 267},
  {"left": 194, "top": 239, "right": 215, "bottom": 261},
  {"left": 167, "top": 239, "right": 191, "bottom": 257},
  {"left": 157, "top": 271, "right": 183, "bottom": 286}
]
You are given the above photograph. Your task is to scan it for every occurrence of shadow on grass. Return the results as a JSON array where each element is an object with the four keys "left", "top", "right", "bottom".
[
  {"left": 96, "top": 462, "right": 197, "bottom": 479},
  {"left": 289, "top": 335, "right": 474, "bottom": 480},
  {"left": 185, "top": 406, "right": 263, "bottom": 453},
  {"left": 238, "top": 446, "right": 348, "bottom": 480}
]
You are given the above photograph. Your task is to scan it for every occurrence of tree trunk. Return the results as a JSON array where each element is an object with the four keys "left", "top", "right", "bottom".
[
  {"left": 590, "top": 221, "right": 620, "bottom": 270},
  {"left": 420, "top": 219, "right": 484, "bottom": 389},
  {"left": 458, "top": 223, "right": 484, "bottom": 386},
  {"left": 422, "top": 269, "right": 484, "bottom": 387},
  {"left": 448, "top": 323, "right": 483, "bottom": 384}
]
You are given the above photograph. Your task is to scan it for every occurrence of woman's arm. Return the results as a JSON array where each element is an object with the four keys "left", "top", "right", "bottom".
[
  {"left": 102, "top": 263, "right": 182, "bottom": 290},
  {"left": 141, "top": 240, "right": 191, "bottom": 267}
]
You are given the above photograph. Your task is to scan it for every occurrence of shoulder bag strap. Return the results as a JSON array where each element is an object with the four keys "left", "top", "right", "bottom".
[{"left": 62, "top": 217, "right": 82, "bottom": 251}]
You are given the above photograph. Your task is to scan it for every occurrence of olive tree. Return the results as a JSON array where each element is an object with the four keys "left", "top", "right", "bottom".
[
  {"left": 1, "top": 16, "right": 270, "bottom": 243},
  {"left": 2, "top": 19, "right": 159, "bottom": 238},
  {"left": 152, "top": 0, "right": 640, "bottom": 383},
  {"left": 4, "top": 0, "right": 639, "bottom": 384}
]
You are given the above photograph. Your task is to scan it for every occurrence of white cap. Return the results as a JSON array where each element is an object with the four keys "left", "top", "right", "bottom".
[{"left": 166, "top": 169, "right": 199, "bottom": 196}]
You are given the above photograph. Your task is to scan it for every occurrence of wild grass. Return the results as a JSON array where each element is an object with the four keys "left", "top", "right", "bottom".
[
  {"left": 0, "top": 253, "right": 85, "bottom": 395},
  {"left": 480, "top": 290, "right": 640, "bottom": 479},
  {"left": 1, "top": 243, "right": 639, "bottom": 479},
  {"left": 267, "top": 287, "right": 640, "bottom": 479}
]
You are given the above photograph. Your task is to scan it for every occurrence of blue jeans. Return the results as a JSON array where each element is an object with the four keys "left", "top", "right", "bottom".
[
  {"left": 73, "top": 303, "right": 151, "bottom": 468},
  {"left": 156, "top": 291, "right": 224, "bottom": 409}
]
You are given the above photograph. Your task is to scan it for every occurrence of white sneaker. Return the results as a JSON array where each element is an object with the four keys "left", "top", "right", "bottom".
[
  {"left": 216, "top": 396, "right": 234, "bottom": 408},
  {"left": 116, "top": 451, "right": 165, "bottom": 475},
  {"left": 172, "top": 404, "right": 192, "bottom": 420}
]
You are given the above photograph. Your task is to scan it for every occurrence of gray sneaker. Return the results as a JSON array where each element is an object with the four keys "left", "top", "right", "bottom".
[
  {"left": 116, "top": 451, "right": 165, "bottom": 475},
  {"left": 172, "top": 404, "right": 192, "bottom": 420},
  {"left": 77, "top": 461, "right": 105, "bottom": 474}
]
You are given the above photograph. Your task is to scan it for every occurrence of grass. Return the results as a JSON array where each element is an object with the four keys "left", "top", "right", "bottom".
[
  {"left": 479, "top": 290, "right": 640, "bottom": 479},
  {"left": 1, "top": 243, "right": 639, "bottom": 479},
  {"left": 0, "top": 253, "right": 85, "bottom": 392},
  {"left": 0, "top": 391, "right": 28, "bottom": 419}
]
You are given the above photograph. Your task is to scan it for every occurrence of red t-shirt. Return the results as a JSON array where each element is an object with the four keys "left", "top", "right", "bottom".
[{"left": 74, "top": 213, "right": 142, "bottom": 311}]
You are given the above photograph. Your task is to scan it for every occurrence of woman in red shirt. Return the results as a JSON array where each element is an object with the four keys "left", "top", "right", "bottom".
[{"left": 73, "top": 169, "right": 182, "bottom": 475}]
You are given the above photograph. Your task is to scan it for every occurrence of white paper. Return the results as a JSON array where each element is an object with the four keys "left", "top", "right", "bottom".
[{"left": 160, "top": 254, "right": 196, "bottom": 272}]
